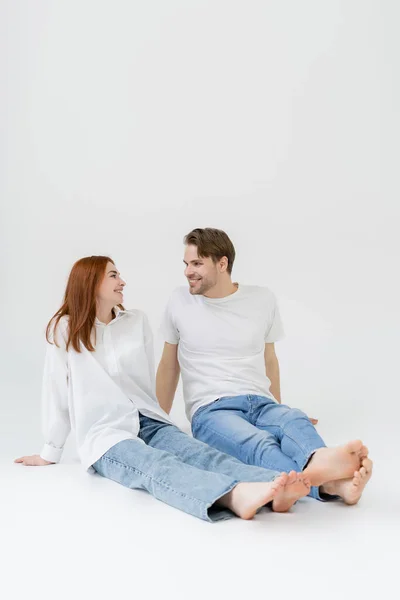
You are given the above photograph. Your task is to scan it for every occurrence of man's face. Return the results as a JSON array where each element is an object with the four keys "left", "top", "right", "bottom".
[{"left": 183, "top": 245, "right": 219, "bottom": 295}]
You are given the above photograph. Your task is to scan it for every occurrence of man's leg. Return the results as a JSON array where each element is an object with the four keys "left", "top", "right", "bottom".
[
  {"left": 253, "top": 396, "right": 326, "bottom": 470},
  {"left": 252, "top": 396, "right": 369, "bottom": 490},
  {"left": 190, "top": 398, "right": 321, "bottom": 500},
  {"left": 191, "top": 400, "right": 301, "bottom": 472}
]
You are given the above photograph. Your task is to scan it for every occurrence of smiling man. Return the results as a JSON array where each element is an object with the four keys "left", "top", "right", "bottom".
[{"left": 156, "top": 228, "right": 372, "bottom": 506}]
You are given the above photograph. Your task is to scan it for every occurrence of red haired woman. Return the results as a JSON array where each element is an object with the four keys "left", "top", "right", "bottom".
[{"left": 15, "top": 256, "right": 310, "bottom": 521}]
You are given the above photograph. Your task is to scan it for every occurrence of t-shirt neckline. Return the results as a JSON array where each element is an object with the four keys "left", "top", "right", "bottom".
[{"left": 202, "top": 283, "right": 241, "bottom": 304}]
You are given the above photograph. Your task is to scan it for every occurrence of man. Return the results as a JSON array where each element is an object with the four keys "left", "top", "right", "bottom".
[{"left": 156, "top": 228, "right": 372, "bottom": 504}]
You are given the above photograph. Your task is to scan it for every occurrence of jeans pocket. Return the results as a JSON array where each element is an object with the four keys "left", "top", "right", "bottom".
[{"left": 192, "top": 400, "right": 218, "bottom": 431}]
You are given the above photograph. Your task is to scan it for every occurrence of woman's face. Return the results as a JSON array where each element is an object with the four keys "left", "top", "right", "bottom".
[{"left": 97, "top": 262, "right": 126, "bottom": 306}]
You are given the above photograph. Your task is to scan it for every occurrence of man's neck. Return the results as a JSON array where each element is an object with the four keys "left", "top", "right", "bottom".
[{"left": 204, "top": 281, "right": 239, "bottom": 299}]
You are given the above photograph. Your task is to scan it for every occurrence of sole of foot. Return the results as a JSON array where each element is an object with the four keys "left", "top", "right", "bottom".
[
  {"left": 321, "top": 458, "right": 373, "bottom": 505},
  {"left": 272, "top": 470, "right": 311, "bottom": 513},
  {"left": 228, "top": 473, "right": 293, "bottom": 520},
  {"left": 304, "top": 440, "right": 366, "bottom": 487}
]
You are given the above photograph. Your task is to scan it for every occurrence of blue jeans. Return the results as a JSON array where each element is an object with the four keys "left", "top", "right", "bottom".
[
  {"left": 93, "top": 414, "right": 282, "bottom": 522},
  {"left": 191, "top": 395, "right": 328, "bottom": 501}
]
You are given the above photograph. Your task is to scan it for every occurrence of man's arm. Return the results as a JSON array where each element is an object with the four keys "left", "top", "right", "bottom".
[
  {"left": 156, "top": 342, "right": 180, "bottom": 414},
  {"left": 264, "top": 343, "right": 318, "bottom": 424},
  {"left": 264, "top": 343, "right": 281, "bottom": 403}
]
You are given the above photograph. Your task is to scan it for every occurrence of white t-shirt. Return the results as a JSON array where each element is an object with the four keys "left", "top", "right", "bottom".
[{"left": 161, "top": 285, "right": 285, "bottom": 421}]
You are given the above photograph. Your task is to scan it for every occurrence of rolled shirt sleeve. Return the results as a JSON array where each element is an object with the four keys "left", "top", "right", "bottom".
[{"left": 40, "top": 328, "right": 71, "bottom": 463}]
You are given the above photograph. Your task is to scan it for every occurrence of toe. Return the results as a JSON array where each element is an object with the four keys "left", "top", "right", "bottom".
[
  {"left": 275, "top": 473, "right": 287, "bottom": 486},
  {"left": 348, "top": 440, "right": 363, "bottom": 454},
  {"left": 362, "top": 458, "right": 373, "bottom": 472}
]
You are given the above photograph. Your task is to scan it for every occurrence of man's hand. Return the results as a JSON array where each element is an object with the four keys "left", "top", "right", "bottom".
[
  {"left": 14, "top": 455, "right": 54, "bottom": 466},
  {"left": 309, "top": 418, "right": 318, "bottom": 426}
]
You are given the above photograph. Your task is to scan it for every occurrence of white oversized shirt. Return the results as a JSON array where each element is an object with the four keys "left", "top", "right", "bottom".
[
  {"left": 40, "top": 308, "right": 173, "bottom": 471},
  {"left": 161, "top": 285, "right": 285, "bottom": 421}
]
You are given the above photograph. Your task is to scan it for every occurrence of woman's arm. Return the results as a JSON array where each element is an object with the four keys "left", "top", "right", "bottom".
[
  {"left": 39, "top": 338, "right": 71, "bottom": 463},
  {"left": 15, "top": 328, "right": 71, "bottom": 466}
]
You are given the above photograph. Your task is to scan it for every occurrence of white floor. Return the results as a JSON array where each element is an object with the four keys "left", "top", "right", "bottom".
[{"left": 2, "top": 386, "right": 398, "bottom": 600}]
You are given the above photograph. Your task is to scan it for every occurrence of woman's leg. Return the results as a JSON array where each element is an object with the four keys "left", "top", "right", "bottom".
[
  {"left": 93, "top": 438, "right": 239, "bottom": 522},
  {"left": 138, "top": 414, "right": 310, "bottom": 512},
  {"left": 139, "top": 414, "right": 280, "bottom": 482}
]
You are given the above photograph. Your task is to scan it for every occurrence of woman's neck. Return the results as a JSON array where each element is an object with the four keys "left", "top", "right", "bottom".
[{"left": 96, "top": 305, "right": 114, "bottom": 325}]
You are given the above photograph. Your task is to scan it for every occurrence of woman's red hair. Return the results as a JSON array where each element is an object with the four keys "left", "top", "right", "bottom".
[{"left": 46, "top": 256, "right": 124, "bottom": 353}]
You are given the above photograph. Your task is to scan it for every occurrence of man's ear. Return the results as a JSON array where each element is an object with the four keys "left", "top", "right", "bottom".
[{"left": 219, "top": 256, "right": 229, "bottom": 272}]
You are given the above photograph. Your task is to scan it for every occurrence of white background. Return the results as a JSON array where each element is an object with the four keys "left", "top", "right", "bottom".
[{"left": 1, "top": 1, "right": 399, "bottom": 598}]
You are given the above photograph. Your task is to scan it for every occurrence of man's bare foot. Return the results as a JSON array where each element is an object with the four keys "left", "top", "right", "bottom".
[
  {"left": 218, "top": 474, "right": 288, "bottom": 520},
  {"left": 272, "top": 471, "right": 311, "bottom": 513},
  {"left": 320, "top": 458, "right": 373, "bottom": 505},
  {"left": 303, "top": 440, "right": 365, "bottom": 486}
]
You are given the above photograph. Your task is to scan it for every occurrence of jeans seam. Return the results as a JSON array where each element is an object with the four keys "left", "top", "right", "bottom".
[
  {"left": 255, "top": 414, "right": 314, "bottom": 458},
  {"left": 193, "top": 400, "right": 218, "bottom": 420},
  {"left": 193, "top": 420, "right": 257, "bottom": 466},
  {"left": 194, "top": 420, "right": 293, "bottom": 475},
  {"left": 191, "top": 409, "right": 210, "bottom": 430},
  {"left": 281, "top": 430, "right": 317, "bottom": 466},
  {"left": 100, "top": 455, "right": 206, "bottom": 507}
]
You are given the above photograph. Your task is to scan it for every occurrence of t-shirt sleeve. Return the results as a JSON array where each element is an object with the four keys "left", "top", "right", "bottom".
[
  {"left": 265, "top": 293, "right": 285, "bottom": 343},
  {"left": 161, "top": 295, "right": 180, "bottom": 344}
]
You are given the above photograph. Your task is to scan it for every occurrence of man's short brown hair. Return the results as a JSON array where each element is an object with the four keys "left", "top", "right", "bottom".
[{"left": 183, "top": 228, "right": 236, "bottom": 275}]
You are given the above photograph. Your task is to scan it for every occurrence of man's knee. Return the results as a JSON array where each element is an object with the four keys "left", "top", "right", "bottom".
[{"left": 280, "top": 406, "right": 309, "bottom": 426}]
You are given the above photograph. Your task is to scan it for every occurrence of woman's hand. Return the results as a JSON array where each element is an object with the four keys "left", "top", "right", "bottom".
[
  {"left": 309, "top": 418, "right": 318, "bottom": 425},
  {"left": 14, "top": 455, "right": 54, "bottom": 466}
]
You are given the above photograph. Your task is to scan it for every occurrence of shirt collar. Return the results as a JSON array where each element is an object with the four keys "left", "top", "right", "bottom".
[
  {"left": 113, "top": 306, "right": 124, "bottom": 318},
  {"left": 95, "top": 306, "right": 125, "bottom": 326}
]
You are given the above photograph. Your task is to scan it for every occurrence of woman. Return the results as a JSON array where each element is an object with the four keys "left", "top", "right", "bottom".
[{"left": 15, "top": 256, "right": 311, "bottom": 522}]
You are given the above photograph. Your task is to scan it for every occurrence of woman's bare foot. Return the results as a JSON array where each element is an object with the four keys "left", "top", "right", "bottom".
[
  {"left": 303, "top": 440, "right": 365, "bottom": 486},
  {"left": 320, "top": 458, "right": 373, "bottom": 505},
  {"left": 218, "top": 474, "right": 288, "bottom": 520},
  {"left": 272, "top": 470, "right": 311, "bottom": 513}
]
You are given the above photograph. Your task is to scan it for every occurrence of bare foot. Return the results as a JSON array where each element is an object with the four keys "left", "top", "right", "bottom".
[
  {"left": 303, "top": 440, "right": 365, "bottom": 486},
  {"left": 321, "top": 458, "right": 373, "bottom": 505},
  {"left": 218, "top": 474, "right": 288, "bottom": 520},
  {"left": 272, "top": 470, "right": 311, "bottom": 513}
]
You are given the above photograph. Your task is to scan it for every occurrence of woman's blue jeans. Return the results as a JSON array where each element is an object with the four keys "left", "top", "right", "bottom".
[{"left": 93, "top": 414, "right": 282, "bottom": 522}]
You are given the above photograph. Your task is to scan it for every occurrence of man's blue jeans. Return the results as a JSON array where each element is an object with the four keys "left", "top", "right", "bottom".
[
  {"left": 93, "top": 414, "right": 282, "bottom": 522},
  {"left": 191, "top": 395, "right": 328, "bottom": 501}
]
